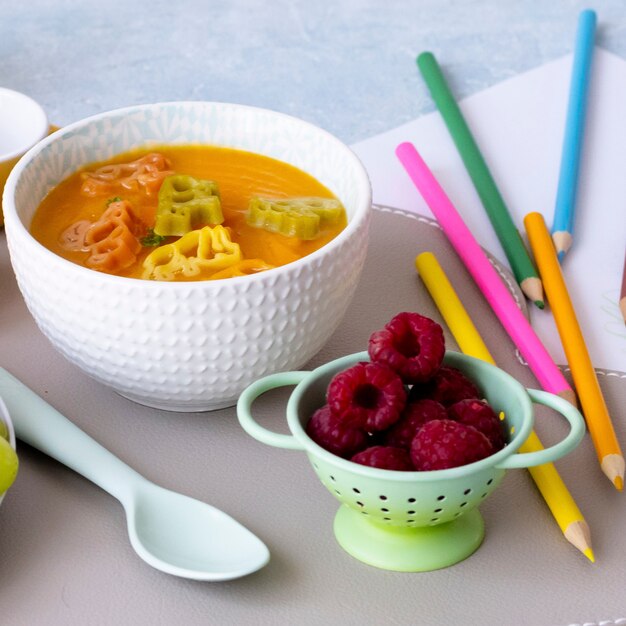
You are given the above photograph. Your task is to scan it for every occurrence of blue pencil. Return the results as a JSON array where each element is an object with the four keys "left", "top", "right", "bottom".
[{"left": 551, "top": 9, "right": 597, "bottom": 261}]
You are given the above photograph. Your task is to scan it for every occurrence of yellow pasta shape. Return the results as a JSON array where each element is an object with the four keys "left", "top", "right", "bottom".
[{"left": 142, "top": 225, "right": 241, "bottom": 281}]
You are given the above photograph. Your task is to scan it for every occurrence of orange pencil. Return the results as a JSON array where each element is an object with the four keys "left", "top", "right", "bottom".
[{"left": 524, "top": 212, "right": 624, "bottom": 490}]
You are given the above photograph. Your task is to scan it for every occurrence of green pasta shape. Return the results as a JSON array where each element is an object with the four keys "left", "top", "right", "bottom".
[
  {"left": 154, "top": 174, "right": 223, "bottom": 237},
  {"left": 246, "top": 197, "right": 344, "bottom": 239}
]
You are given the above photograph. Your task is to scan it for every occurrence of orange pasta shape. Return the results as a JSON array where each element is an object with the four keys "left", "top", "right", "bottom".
[
  {"left": 82, "top": 200, "right": 143, "bottom": 273},
  {"left": 81, "top": 153, "right": 173, "bottom": 197}
]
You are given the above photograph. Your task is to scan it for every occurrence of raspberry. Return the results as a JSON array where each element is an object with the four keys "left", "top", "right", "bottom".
[
  {"left": 447, "top": 399, "right": 506, "bottom": 451},
  {"left": 384, "top": 399, "right": 447, "bottom": 449},
  {"left": 306, "top": 405, "right": 370, "bottom": 458},
  {"left": 368, "top": 312, "right": 445, "bottom": 384},
  {"left": 410, "top": 419, "right": 493, "bottom": 470},
  {"left": 327, "top": 362, "right": 406, "bottom": 432},
  {"left": 409, "top": 366, "right": 480, "bottom": 407},
  {"left": 351, "top": 445, "right": 415, "bottom": 471}
]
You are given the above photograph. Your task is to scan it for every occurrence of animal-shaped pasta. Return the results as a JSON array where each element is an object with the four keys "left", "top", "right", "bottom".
[
  {"left": 33, "top": 146, "right": 350, "bottom": 282},
  {"left": 66, "top": 200, "right": 144, "bottom": 273},
  {"left": 81, "top": 153, "right": 173, "bottom": 197},
  {"left": 246, "top": 196, "right": 345, "bottom": 240},
  {"left": 142, "top": 225, "right": 241, "bottom": 281},
  {"left": 154, "top": 174, "right": 223, "bottom": 236}
]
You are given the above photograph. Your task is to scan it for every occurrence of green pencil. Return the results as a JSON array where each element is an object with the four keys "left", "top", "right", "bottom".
[{"left": 417, "top": 51, "right": 544, "bottom": 309}]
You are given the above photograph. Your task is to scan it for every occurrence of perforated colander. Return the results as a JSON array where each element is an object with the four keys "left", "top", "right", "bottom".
[{"left": 237, "top": 351, "right": 584, "bottom": 572}]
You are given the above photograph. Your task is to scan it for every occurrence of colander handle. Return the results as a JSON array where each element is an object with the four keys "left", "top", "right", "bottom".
[
  {"left": 495, "top": 388, "right": 585, "bottom": 469},
  {"left": 236, "top": 371, "right": 308, "bottom": 450}
]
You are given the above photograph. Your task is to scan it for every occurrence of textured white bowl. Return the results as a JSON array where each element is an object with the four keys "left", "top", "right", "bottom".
[{"left": 3, "top": 102, "right": 371, "bottom": 411}]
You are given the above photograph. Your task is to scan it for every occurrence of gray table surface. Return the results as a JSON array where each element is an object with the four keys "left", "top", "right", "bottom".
[{"left": 2, "top": 2, "right": 626, "bottom": 625}]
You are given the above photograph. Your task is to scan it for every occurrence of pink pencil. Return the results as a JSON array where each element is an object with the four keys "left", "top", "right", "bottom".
[{"left": 396, "top": 142, "right": 575, "bottom": 403}]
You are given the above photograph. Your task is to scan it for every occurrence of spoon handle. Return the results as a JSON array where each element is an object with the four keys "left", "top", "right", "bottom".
[{"left": 0, "top": 367, "right": 146, "bottom": 504}]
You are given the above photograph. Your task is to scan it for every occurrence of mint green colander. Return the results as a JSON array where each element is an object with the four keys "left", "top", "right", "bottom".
[{"left": 237, "top": 351, "right": 585, "bottom": 572}]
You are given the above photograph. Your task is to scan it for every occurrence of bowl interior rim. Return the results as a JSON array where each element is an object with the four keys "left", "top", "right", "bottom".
[{"left": 2, "top": 100, "right": 372, "bottom": 289}]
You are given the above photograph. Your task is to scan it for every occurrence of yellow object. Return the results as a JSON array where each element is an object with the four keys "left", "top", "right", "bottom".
[
  {"left": 415, "top": 250, "right": 594, "bottom": 561},
  {"left": 0, "top": 435, "right": 18, "bottom": 494},
  {"left": 524, "top": 212, "right": 624, "bottom": 491},
  {"left": 142, "top": 225, "right": 241, "bottom": 281},
  {"left": 0, "top": 155, "right": 20, "bottom": 227}
]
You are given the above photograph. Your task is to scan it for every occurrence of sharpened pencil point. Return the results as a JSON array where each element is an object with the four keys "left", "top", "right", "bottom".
[
  {"left": 534, "top": 300, "right": 545, "bottom": 310},
  {"left": 552, "top": 231, "right": 573, "bottom": 257},
  {"left": 520, "top": 276, "right": 545, "bottom": 308},
  {"left": 564, "top": 520, "right": 594, "bottom": 561},
  {"left": 557, "top": 250, "right": 565, "bottom": 263},
  {"left": 601, "top": 454, "right": 625, "bottom": 491}
]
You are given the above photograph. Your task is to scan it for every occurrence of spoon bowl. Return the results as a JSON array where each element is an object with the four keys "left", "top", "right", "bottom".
[
  {"left": 0, "top": 367, "right": 269, "bottom": 581},
  {"left": 127, "top": 483, "right": 269, "bottom": 580}
]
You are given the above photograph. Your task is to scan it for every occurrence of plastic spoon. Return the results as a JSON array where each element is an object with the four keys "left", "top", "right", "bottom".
[{"left": 0, "top": 367, "right": 270, "bottom": 581}]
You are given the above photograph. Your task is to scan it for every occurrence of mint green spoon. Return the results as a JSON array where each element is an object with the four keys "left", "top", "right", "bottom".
[{"left": 0, "top": 367, "right": 269, "bottom": 581}]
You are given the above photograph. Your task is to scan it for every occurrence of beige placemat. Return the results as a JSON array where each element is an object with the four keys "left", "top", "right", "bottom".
[{"left": 0, "top": 206, "right": 624, "bottom": 626}]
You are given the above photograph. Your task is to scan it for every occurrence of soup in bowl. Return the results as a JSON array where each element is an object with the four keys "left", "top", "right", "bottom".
[{"left": 2, "top": 102, "right": 371, "bottom": 411}]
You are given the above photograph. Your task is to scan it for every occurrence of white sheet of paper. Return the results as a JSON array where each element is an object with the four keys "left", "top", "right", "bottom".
[{"left": 351, "top": 48, "right": 626, "bottom": 374}]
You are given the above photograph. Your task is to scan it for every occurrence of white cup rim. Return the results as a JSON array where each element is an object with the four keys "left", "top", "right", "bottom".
[{"left": 0, "top": 87, "right": 48, "bottom": 162}]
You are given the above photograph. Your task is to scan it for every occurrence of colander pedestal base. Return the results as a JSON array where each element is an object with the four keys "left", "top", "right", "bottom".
[{"left": 333, "top": 505, "right": 485, "bottom": 572}]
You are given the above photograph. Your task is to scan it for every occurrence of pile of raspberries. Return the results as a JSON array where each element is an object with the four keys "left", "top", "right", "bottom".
[{"left": 306, "top": 312, "right": 506, "bottom": 471}]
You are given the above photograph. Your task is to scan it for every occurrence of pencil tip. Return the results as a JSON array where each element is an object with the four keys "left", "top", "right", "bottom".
[
  {"left": 601, "top": 454, "right": 625, "bottom": 491},
  {"left": 520, "top": 277, "right": 544, "bottom": 306},
  {"left": 565, "top": 520, "right": 594, "bottom": 560},
  {"left": 551, "top": 231, "right": 572, "bottom": 258},
  {"left": 534, "top": 300, "right": 545, "bottom": 310}
]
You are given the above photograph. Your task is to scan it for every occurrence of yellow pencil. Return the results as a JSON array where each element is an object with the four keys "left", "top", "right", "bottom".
[
  {"left": 415, "top": 251, "right": 594, "bottom": 561},
  {"left": 524, "top": 212, "right": 624, "bottom": 491}
]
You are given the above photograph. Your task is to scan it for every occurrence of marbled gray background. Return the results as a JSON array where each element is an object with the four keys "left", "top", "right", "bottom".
[{"left": 2, "top": 0, "right": 624, "bottom": 145}]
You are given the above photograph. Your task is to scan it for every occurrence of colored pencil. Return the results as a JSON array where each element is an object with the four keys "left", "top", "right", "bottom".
[
  {"left": 619, "top": 249, "right": 626, "bottom": 323},
  {"left": 416, "top": 51, "right": 544, "bottom": 308},
  {"left": 415, "top": 251, "right": 594, "bottom": 561},
  {"left": 525, "top": 211, "right": 624, "bottom": 490},
  {"left": 395, "top": 142, "right": 575, "bottom": 403},
  {"left": 551, "top": 9, "right": 597, "bottom": 260}
]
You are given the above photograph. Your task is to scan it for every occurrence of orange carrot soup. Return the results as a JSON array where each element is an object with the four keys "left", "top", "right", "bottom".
[{"left": 30, "top": 145, "right": 348, "bottom": 281}]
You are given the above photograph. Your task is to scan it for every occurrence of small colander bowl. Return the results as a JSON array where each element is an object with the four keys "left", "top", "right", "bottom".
[{"left": 237, "top": 351, "right": 585, "bottom": 572}]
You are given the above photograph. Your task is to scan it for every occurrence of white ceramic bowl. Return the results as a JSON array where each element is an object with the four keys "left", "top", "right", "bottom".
[
  {"left": 0, "top": 397, "right": 17, "bottom": 506},
  {"left": 2, "top": 102, "right": 372, "bottom": 411}
]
